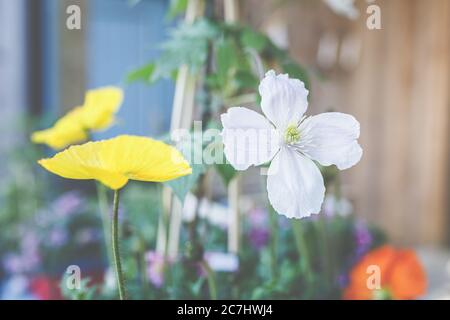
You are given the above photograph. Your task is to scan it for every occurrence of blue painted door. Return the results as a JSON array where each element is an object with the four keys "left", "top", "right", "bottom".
[{"left": 87, "top": 0, "right": 174, "bottom": 139}]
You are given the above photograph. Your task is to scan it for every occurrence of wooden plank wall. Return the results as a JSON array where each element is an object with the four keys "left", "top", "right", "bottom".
[
  {"left": 243, "top": 0, "right": 450, "bottom": 245},
  {"left": 58, "top": 0, "right": 87, "bottom": 112}
]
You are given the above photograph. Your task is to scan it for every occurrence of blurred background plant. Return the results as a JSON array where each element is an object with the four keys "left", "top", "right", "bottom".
[
  {"left": 0, "top": 122, "right": 388, "bottom": 299},
  {"left": 1, "top": 0, "right": 448, "bottom": 300}
]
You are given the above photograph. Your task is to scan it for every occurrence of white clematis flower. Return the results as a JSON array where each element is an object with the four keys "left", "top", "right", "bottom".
[{"left": 221, "top": 70, "right": 362, "bottom": 219}]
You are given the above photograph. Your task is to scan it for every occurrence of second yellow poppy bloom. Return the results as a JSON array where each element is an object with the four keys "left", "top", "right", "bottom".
[{"left": 31, "top": 86, "right": 124, "bottom": 150}]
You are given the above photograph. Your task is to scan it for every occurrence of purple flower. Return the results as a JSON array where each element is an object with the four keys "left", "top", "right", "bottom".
[
  {"left": 48, "top": 229, "right": 68, "bottom": 247},
  {"left": 21, "top": 233, "right": 41, "bottom": 271},
  {"left": 337, "top": 273, "right": 349, "bottom": 288},
  {"left": 2, "top": 230, "right": 42, "bottom": 275},
  {"left": 247, "top": 208, "right": 270, "bottom": 249},
  {"left": 2, "top": 251, "right": 40, "bottom": 274},
  {"left": 22, "top": 232, "right": 39, "bottom": 250},
  {"left": 354, "top": 220, "right": 372, "bottom": 259},
  {"left": 145, "top": 251, "right": 166, "bottom": 288},
  {"left": 34, "top": 191, "right": 85, "bottom": 227},
  {"left": 3, "top": 254, "right": 24, "bottom": 274},
  {"left": 248, "top": 208, "right": 268, "bottom": 227},
  {"left": 249, "top": 228, "right": 270, "bottom": 249},
  {"left": 24, "top": 252, "right": 41, "bottom": 272},
  {"left": 337, "top": 220, "right": 373, "bottom": 289},
  {"left": 52, "top": 191, "right": 84, "bottom": 218},
  {"left": 75, "top": 228, "right": 100, "bottom": 245}
]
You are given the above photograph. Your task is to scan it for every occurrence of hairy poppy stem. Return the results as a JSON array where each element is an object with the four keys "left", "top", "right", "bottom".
[{"left": 112, "top": 189, "right": 127, "bottom": 300}]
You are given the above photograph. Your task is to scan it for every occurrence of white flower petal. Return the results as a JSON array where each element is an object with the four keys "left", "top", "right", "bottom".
[
  {"left": 299, "top": 112, "right": 362, "bottom": 170},
  {"left": 221, "top": 107, "right": 280, "bottom": 170},
  {"left": 267, "top": 147, "right": 325, "bottom": 219},
  {"left": 259, "top": 70, "right": 309, "bottom": 130}
]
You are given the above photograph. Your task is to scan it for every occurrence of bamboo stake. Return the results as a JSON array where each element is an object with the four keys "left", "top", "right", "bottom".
[
  {"left": 224, "top": 0, "right": 241, "bottom": 254},
  {"left": 156, "top": 0, "right": 205, "bottom": 258},
  {"left": 227, "top": 176, "right": 241, "bottom": 253},
  {"left": 224, "top": 0, "right": 239, "bottom": 23}
]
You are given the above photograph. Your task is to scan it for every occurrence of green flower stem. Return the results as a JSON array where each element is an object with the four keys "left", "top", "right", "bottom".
[
  {"left": 112, "top": 189, "right": 127, "bottom": 300},
  {"left": 326, "top": 172, "right": 342, "bottom": 283},
  {"left": 317, "top": 213, "right": 333, "bottom": 284},
  {"left": 268, "top": 206, "right": 278, "bottom": 282},
  {"left": 161, "top": 193, "right": 175, "bottom": 296},
  {"left": 139, "top": 236, "right": 149, "bottom": 291},
  {"left": 200, "top": 260, "right": 218, "bottom": 300},
  {"left": 292, "top": 219, "right": 313, "bottom": 283}
]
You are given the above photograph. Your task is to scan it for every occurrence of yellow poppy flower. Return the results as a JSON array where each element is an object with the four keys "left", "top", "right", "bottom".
[
  {"left": 31, "top": 107, "right": 88, "bottom": 149},
  {"left": 31, "top": 86, "right": 123, "bottom": 150},
  {"left": 38, "top": 135, "right": 192, "bottom": 190},
  {"left": 81, "top": 86, "right": 124, "bottom": 131},
  {"left": 38, "top": 134, "right": 191, "bottom": 300}
]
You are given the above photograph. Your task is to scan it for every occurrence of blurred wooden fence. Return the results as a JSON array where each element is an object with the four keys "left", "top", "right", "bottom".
[{"left": 243, "top": 0, "right": 450, "bottom": 245}]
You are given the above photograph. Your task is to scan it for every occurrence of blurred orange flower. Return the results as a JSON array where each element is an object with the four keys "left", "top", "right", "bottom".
[{"left": 344, "top": 245, "right": 427, "bottom": 300}]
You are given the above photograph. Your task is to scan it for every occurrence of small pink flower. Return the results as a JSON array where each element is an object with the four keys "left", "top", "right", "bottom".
[{"left": 145, "top": 251, "right": 166, "bottom": 288}]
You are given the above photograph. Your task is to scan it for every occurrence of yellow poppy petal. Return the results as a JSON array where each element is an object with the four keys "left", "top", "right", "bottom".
[
  {"left": 57, "top": 106, "right": 86, "bottom": 127},
  {"left": 31, "top": 86, "right": 123, "bottom": 149},
  {"left": 31, "top": 106, "right": 88, "bottom": 150},
  {"left": 32, "top": 122, "right": 88, "bottom": 150},
  {"left": 99, "top": 135, "right": 193, "bottom": 182},
  {"left": 31, "top": 128, "right": 87, "bottom": 150},
  {"left": 81, "top": 87, "right": 124, "bottom": 131},
  {"left": 38, "top": 135, "right": 192, "bottom": 190}
]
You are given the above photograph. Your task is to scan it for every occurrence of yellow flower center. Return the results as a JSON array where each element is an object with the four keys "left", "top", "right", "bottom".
[{"left": 284, "top": 124, "right": 301, "bottom": 144}]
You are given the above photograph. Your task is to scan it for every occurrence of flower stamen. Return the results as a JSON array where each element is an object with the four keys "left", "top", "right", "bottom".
[{"left": 284, "top": 124, "right": 301, "bottom": 144}]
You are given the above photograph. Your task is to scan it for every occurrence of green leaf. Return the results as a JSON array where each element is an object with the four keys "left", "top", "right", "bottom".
[
  {"left": 167, "top": 0, "right": 188, "bottom": 20},
  {"left": 215, "top": 163, "right": 237, "bottom": 186},
  {"left": 126, "top": 19, "right": 218, "bottom": 85},
  {"left": 60, "top": 275, "right": 97, "bottom": 300},
  {"left": 202, "top": 124, "right": 238, "bottom": 187},
  {"left": 240, "top": 28, "right": 269, "bottom": 53},
  {"left": 164, "top": 133, "right": 207, "bottom": 202},
  {"left": 166, "top": 162, "right": 205, "bottom": 203},
  {"left": 234, "top": 70, "right": 259, "bottom": 90},
  {"left": 152, "top": 19, "right": 219, "bottom": 81},
  {"left": 190, "top": 277, "right": 206, "bottom": 297},
  {"left": 282, "top": 61, "right": 311, "bottom": 91},
  {"left": 265, "top": 40, "right": 288, "bottom": 61},
  {"left": 216, "top": 39, "right": 239, "bottom": 86},
  {"left": 126, "top": 63, "right": 155, "bottom": 84}
]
